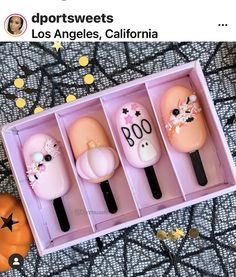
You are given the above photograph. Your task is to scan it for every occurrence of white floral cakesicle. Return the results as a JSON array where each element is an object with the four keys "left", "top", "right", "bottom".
[{"left": 26, "top": 137, "right": 60, "bottom": 188}]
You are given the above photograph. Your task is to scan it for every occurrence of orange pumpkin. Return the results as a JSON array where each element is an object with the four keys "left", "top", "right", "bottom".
[{"left": 0, "top": 193, "right": 33, "bottom": 272}]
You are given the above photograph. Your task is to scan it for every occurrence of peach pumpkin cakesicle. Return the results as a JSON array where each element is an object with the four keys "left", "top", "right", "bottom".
[
  {"left": 161, "top": 85, "right": 208, "bottom": 186},
  {"left": 68, "top": 117, "right": 119, "bottom": 214}
]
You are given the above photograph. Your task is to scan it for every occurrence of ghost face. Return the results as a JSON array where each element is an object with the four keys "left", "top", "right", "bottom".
[{"left": 138, "top": 139, "right": 157, "bottom": 162}]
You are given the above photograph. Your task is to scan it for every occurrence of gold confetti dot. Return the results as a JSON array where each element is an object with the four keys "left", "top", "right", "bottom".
[
  {"left": 83, "top": 74, "right": 94, "bottom": 85},
  {"left": 14, "top": 78, "right": 24, "bottom": 88},
  {"left": 66, "top": 94, "right": 76, "bottom": 103},
  {"left": 15, "top": 98, "right": 26, "bottom": 108},
  {"left": 34, "top": 106, "right": 44, "bottom": 113},
  {"left": 156, "top": 230, "right": 167, "bottom": 240},
  {"left": 78, "top": 56, "right": 89, "bottom": 67},
  {"left": 189, "top": 228, "right": 200, "bottom": 238}
]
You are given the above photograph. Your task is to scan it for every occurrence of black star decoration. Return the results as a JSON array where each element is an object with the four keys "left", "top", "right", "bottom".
[
  {"left": 135, "top": 111, "right": 141, "bottom": 117},
  {"left": 1, "top": 213, "right": 19, "bottom": 231},
  {"left": 122, "top": 108, "right": 129, "bottom": 114}
]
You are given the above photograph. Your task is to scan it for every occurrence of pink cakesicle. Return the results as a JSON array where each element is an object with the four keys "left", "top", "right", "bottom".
[
  {"left": 23, "top": 133, "right": 70, "bottom": 232},
  {"left": 161, "top": 85, "right": 208, "bottom": 186},
  {"left": 117, "top": 102, "right": 162, "bottom": 199}
]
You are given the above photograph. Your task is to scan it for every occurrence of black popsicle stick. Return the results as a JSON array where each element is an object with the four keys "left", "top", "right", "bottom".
[
  {"left": 96, "top": 237, "right": 103, "bottom": 251},
  {"left": 100, "top": 180, "right": 118, "bottom": 214},
  {"left": 144, "top": 166, "right": 162, "bottom": 199},
  {"left": 190, "top": 150, "right": 207, "bottom": 186},
  {"left": 53, "top": 197, "right": 70, "bottom": 232}
]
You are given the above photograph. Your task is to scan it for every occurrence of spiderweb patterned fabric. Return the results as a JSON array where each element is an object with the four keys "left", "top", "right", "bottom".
[{"left": 0, "top": 42, "right": 236, "bottom": 277}]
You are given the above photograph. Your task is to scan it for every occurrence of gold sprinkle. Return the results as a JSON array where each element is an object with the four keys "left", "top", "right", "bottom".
[
  {"left": 52, "top": 41, "right": 63, "bottom": 52},
  {"left": 66, "top": 94, "right": 76, "bottom": 103},
  {"left": 156, "top": 230, "right": 167, "bottom": 240},
  {"left": 83, "top": 74, "right": 94, "bottom": 85},
  {"left": 167, "top": 231, "right": 179, "bottom": 241},
  {"left": 14, "top": 78, "right": 24, "bottom": 88},
  {"left": 174, "top": 228, "right": 185, "bottom": 238},
  {"left": 34, "top": 106, "right": 44, "bottom": 113},
  {"left": 78, "top": 56, "right": 89, "bottom": 67},
  {"left": 189, "top": 228, "right": 200, "bottom": 238},
  {"left": 15, "top": 98, "right": 26, "bottom": 108}
]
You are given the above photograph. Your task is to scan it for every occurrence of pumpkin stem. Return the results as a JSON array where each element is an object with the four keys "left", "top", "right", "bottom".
[{"left": 88, "top": 140, "right": 97, "bottom": 149}]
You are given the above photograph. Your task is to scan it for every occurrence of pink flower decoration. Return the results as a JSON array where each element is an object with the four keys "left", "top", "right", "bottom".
[
  {"left": 131, "top": 103, "right": 138, "bottom": 110},
  {"left": 38, "top": 164, "right": 46, "bottom": 172},
  {"left": 124, "top": 114, "right": 133, "bottom": 125}
]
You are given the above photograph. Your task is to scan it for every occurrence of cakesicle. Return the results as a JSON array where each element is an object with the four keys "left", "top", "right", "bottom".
[
  {"left": 116, "top": 102, "right": 162, "bottom": 199},
  {"left": 161, "top": 85, "right": 208, "bottom": 186},
  {"left": 23, "top": 133, "right": 70, "bottom": 232},
  {"left": 68, "top": 117, "right": 119, "bottom": 214}
]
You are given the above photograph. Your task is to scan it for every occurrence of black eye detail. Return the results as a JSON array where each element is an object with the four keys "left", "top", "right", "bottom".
[
  {"left": 145, "top": 142, "right": 148, "bottom": 146},
  {"left": 142, "top": 144, "right": 144, "bottom": 147},
  {"left": 44, "top": 154, "right": 52, "bottom": 161},
  {"left": 172, "top": 109, "right": 180, "bottom": 116},
  {"left": 186, "top": 117, "right": 194, "bottom": 123},
  {"left": 54, "top": 144, "right": 57, "bottom": 147}
]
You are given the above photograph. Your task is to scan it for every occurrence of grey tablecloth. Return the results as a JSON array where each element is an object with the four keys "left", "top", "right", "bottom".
[{"left": 0, "top": 42, "right": 236, "bottom": 277}]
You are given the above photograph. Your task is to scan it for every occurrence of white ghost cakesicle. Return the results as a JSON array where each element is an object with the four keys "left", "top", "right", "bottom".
[
  {"left": 116, "top": 102, "right": 162, "bottom": 199},
  {"left": 117, "top": 102, "right": 161, "bottom": 168}
]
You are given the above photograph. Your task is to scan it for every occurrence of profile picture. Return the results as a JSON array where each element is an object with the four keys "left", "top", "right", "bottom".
[{"left": 5, "top": 14, "right": 27, "bottom": 36}]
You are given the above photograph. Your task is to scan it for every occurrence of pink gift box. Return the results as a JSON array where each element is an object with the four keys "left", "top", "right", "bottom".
[{"left": 1, "top": 61, "right": 236, "bottom": 256}]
